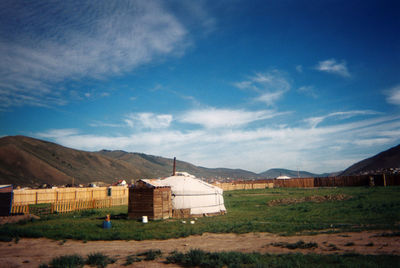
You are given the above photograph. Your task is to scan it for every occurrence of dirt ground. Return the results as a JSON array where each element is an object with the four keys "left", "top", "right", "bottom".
[{"left": 0, "top": 230, "right": 399, "bottom": 268}]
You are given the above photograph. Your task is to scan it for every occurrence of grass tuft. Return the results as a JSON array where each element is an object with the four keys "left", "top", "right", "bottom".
[
  {"left": 124, "top": 255, "right": 142, "bottom": 265},
  {"left": 86, "top": 252, "right": 115, "bottom": 267},
  {"left": 49, "top": 254, "right": 85, "bottom": 268}
]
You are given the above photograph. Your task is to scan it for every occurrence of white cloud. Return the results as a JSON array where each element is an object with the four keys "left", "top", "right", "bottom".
[
  {"left": 257, "top": 91, "right": 286, "bottom": 106},
  {"left": 37, "top": 129, "right": 79, "bottom": 139},
  {"left": 89, "top": 121, "right": 124, "bottom": 128},
  {"left": 178, "top": 108, "right": 282, "bottom": 128},
  {"left": 353, "top": 138, "right": 393, "bottom": 147},
  {"left": 296, "top": 65, "right": 303, "bottom": 73},
  {"left": 124, "top": 113, "right": 173, "bottom": 129},
  {"left": 0, "top": 1, "right": 190, "bottom": 108},
  {"left": 385, "top": 84, "right": 400, "bottom": 105},
  {"left": 304, "top": 110, "right": 380, "bottom": 128},
  {"left": 234, "top": 70, "right": 291, "bottom": 106},
  {"left": 315, "top": 59, "right": 350, "bottom": 77}
]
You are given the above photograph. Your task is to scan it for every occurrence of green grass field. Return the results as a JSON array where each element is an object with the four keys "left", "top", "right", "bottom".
[{"left": 1, "top": 186, "right": 399, "bottom": 241}]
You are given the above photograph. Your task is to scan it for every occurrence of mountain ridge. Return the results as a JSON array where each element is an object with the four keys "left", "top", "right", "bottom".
[
  {"left": 2, "top": 135, "right": 396, "bottom": 187},
  {"left": 0, "top": 135, "right": 263, "bottom": 186}
]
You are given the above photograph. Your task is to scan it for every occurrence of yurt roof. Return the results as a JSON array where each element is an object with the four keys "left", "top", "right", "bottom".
[
  {"left": 162, "top": 172, "right": 222, "bottom": 195},
  {"left": 137, "top": 172, "right": 222, "bottom": 195},
  {"left": 138, "top": 179, "right": 170, "bottom": 188}
]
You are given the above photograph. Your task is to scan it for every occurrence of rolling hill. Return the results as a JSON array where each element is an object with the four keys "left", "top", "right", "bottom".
[
  {"left": 341, "top": 144, "right": 400, "bottom": 175},
  {"left": 0, "top": 136, "right": 258, "bottom": 187},
  {"left": 0, "top": 136, "right": 144, "bottom": 186},
  {"left": 3, "top": 135, "right": 395, "bottom": 187}
]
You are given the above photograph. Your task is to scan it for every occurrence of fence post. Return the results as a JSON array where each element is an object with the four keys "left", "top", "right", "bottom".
[
  {"left": 383, "top": 174, "right": 387, "bottom": 187},
  {"left": 35, "top": 192, "right": 38, "bottom": 204}
]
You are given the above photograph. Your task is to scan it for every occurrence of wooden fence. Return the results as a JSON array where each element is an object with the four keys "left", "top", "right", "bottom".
[
  {"left": 10, "top": 197, "right": 128, "bottom": 215},
  {"left": 213, "top": 182, "right": 274, "bottom": 191},
  {"left": 10, "top": 186, "right": 129, "bottom": 215},
  {"left": 12, "top": 186, "right": 128, "bottom": 205},
  {"left": 214, "top": 174, "right": 400, "bottom": 191}
]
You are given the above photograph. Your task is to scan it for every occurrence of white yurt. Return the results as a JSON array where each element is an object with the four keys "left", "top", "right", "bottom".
[{"left": 162, "top": 172, "right": 226, "bottom": 217}]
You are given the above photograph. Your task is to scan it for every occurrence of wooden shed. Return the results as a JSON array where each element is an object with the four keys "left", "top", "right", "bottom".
[{"left": 128, "top": 179, "right": 172, "bottom": 220}]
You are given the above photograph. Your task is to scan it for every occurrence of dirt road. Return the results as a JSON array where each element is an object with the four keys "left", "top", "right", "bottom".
[{"left": 0, "top": 231, "right": 399, "bottom": 267}]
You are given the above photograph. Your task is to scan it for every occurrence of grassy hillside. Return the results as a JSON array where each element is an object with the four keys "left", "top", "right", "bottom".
[
  {"left": 0, "top": 136, "right": 143, "bottom": 186},
  {"left": 0, "top": 136, "right": 259, "bottom": 187}
]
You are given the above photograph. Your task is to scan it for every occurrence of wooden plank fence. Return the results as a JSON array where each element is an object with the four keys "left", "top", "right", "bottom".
[
  {"left": 11, "top": 197, "right": 128, "bottom": 215},
  {"left": 10, "top": 186, "right": 129, "bottom": 215},
  {"left": 214, "top": 174, "right": 400, "bottom": 191},
  {"left": 12, "top": 186, "right": 128, "bottom": 205}
]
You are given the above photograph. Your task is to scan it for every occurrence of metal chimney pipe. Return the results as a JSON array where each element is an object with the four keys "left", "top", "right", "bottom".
[{"left": 172, "top": 157, "right": 176, "bottom": 176}]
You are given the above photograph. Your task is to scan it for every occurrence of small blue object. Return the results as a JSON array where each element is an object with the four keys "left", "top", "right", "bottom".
[{"left": 102, "top": 221, "right": 111, "bottom": 229}]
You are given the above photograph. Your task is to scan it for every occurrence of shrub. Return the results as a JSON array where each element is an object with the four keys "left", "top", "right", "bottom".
[
  {"left": 142, "top": 249, "right": 162, "bottom": 261},
  {"left": 124, "top": 255, "right": 142, "bottom": 265},
  {"left": 186, "top": 249, "right": 206, "bottom": 266},
  {"left": 50, "top": 254, "right": 85, "bottom": 268},
  {"left": 86, "top": 252, "right": 115, "bottom": 267}
]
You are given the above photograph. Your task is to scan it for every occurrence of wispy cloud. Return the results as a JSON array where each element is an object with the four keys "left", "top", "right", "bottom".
[
  {"left": 37, "top": 128, "right": 79, "bottom": 139},
  {"left": 297, "top": 86, "right": 317, "bottom": 98},
  {"left": 124, "top": 113, "right": 173, "bottom": 129},
  {"left": 304, "top": 110, "right": 380, "bottom": 128},
  {"left": 178, "top": 108, "right": 283, "bottom": 128},
  {"left": 315, "top": 59, "right": 350, "bottom": 77},
  {"left": 385, "top": 84, "right": 400, "bottom": 106},
  {"left": 0, "top": 1, "right": 190, "bottom": 108},
  {"left": 89, "top": 121, "right": 125, "bottom": 128},
  {"left": 234, "top": 70, "right": 291, "bottom": 106}
]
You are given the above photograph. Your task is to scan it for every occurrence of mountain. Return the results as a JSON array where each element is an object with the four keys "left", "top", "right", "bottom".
[
  {"left": 258, "top": 168, "right": 320, "bottom": 178},
  {"left": 0, "top": 136, "right": 144, "bottom": 186},
  {"left": 0, "top": 135, "right": 258, "bottom": 187},
  {"left": 0, "top": 135, "right": 350, "bottom": 187},
  {"left": 341, "top": 144, "right": 400, "bottom": 175},
  {"left": 98, "top": 150, "right": 259, "bottom": 180}
]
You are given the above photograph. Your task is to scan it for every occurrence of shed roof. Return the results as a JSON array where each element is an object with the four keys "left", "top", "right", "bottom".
[{"left": 137, "top": 179, "right": 170, "bottom": 188}]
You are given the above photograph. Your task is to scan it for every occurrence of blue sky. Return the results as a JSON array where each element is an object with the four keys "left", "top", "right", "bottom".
[{"left": 1, "top": 0, "right": 399, "bottom": 173}]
